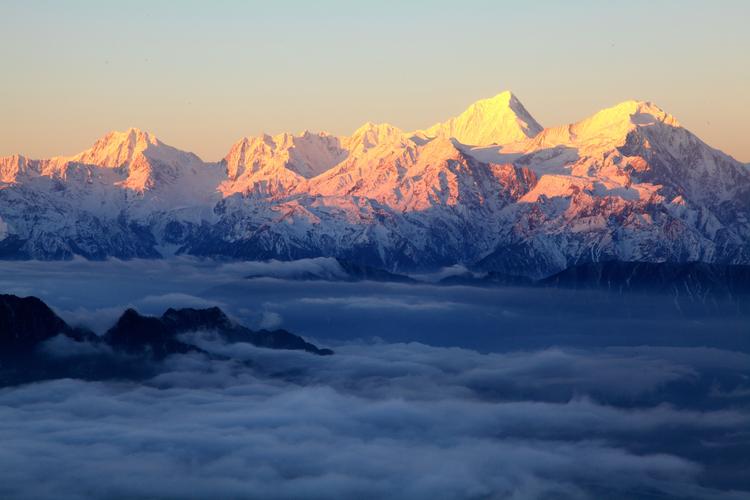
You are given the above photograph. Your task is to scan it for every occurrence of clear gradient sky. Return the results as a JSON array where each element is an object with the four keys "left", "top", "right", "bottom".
[{"left": 1, "top": 0, "right": 748, "bottom": 162}]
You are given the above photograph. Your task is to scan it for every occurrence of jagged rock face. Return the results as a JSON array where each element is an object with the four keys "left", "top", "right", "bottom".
[
  {"left": 1, "top": 93, "right": 748, "bottom": 277},
  {"left": 0, "top": 296, "right": 333, "bottom": 386},
  {"left": 105, "top": 307, "right": 333, "bottom": 357},
  {"left": 0, "top": 295, "right": 71, "bottom": 354},
  {"left": 161, "top": 307, "right": 333, "bottom": 355},
  {"left": 161, "top": 306, "right": 234, "bottom": 332},
  {"left": 104, "top": 308, "right": 197, "bottom": 359},
  {"left": 220, "top": 131, "right": 348, "bottom": 196},
  {"left": 0, "top": 295, "right": 331, "bottom": 363},
  {"left": 308, "top": 136, "right": 537, "bottom": 212}
]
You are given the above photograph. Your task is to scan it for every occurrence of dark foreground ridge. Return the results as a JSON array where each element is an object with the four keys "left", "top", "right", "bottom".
[
  {"left": 107, "top": 306, "right": 333, "bottom": 358},
  {"left": 0, "top": 295, "right": 97, "bottom": 356},
  {"left": 0, "top": 294, "right": 332, "bottom": 386}
]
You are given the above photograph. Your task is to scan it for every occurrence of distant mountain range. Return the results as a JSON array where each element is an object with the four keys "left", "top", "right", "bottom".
[{"left": 2, "top": 91, "right": 749, "bottom": 277}]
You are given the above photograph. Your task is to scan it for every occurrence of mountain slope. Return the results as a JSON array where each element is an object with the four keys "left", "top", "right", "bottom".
[
  {"left": 473, "top": 101, "right": 750, "bottom": 276},
  {"left": 220, "top": 131, "right": 347, "bottom": 196},
  {"left": 309, "top": 135, "right": 535, "bottom": 212},
  {"left": 0, "top": 129, "right": 224, "bottom": 259}
]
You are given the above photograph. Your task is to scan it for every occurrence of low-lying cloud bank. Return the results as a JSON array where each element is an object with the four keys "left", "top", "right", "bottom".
[
  {"left": 1, "top": 337, "right": 748, "bottom": 499},
  {"left": 3, "top": 258, "right": 744, "bottom": 354},
  {"left": 1, "top": 258, "right": 748, "bottom": 498}
]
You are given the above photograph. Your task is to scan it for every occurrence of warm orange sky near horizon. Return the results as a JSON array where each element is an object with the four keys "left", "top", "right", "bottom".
[{"left": 1, "top": 0, "right": 749, "bottom": 163}]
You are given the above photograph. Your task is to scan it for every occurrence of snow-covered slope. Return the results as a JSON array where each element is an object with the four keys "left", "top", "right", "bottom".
[
  {"left": 309, "top": 135, "right": 534, "bottom": 212},
  {"left": 470, "top": 100, "right": 750, "bottom": 276},
  {"left": 220, "top": 131, "right": 347, "bottom": 197},
  {"left": 1, "top": 93, "right": 748, "bottom": 277},
  {"left": 0, "top": 129, "right": 224, "bottom": 259}
]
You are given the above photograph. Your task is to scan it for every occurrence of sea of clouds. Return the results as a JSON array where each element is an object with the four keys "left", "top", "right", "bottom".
[{"left": 0, "top": 258, "right": 748, "bottom": 499}]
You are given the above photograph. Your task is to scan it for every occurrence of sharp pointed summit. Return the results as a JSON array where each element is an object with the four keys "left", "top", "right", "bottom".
[
  {"left": 70, "top": 128, "right": 163, "bottom": 168},
  {"left": 421, "top": 91, "right": 543, "bottom": 146},
  {"left": 345, "top": 122, "right": 406, "bottom": 152}
]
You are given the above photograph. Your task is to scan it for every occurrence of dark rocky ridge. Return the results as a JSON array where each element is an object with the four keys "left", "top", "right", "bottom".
[
  {"left": 104, "top": 308, "right": 201, "bottom": 359},
  {"left": 0, "top": 294, "right": 332, "bottom": 386},
  {"left": 108, "top": 306, "right": 333, "bottom": 357},
  {"left": 0, "top": 294, "right": 96, "bottom": 358}
]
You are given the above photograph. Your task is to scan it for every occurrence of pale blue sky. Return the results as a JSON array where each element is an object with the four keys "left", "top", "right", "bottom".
[{"left": 1, "top": 0, "right": 748, "bottom": 161}]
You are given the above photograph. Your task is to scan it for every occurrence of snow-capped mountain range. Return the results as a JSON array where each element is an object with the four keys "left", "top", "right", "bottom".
[{"left": 2, "top": 91, "right": 749, "bottom": 277}]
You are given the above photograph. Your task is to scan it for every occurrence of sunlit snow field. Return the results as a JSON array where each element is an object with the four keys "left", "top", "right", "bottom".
[{"left": 1, "top": 258, "right": 748, "bottom": 499}]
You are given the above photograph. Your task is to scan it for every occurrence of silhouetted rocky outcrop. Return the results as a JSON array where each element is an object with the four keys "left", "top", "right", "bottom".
[
  {"left": 161, "top": 307, "right": 333, "bottom": 355},
  {"left": 105, "top": 306, "right": 334, "bottom": 358},
  {"left": 104, "top": 309, "right": 200, "bottom": 359},
  {"left": 0, "top": 294, "right": 95, "bottom": 358},
  {"left": 0, "top": 294, "right": 333, "bottom": 386},
  {"left": 161, "top": 306, "right": 234, "bottom": 332}
]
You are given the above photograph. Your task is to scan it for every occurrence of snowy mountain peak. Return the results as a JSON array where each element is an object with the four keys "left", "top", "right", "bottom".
[
  {"left": 352, "top": 121, "right": 396, "bottom": 135},
  {"left": 2, "top": 93, "right": 748, "bottom": 277},
  {"left": 346, "top": 122, "right": 406, "bottom": 152},
  {"left": 0, "top": 154, "right": 31, "bottom": 183},
  {"left": 526, "top": 99, "right": 683, "bottom": 154},
  {"left": 59, "top": 128, "right": 214, "bottom": 194},
  {"left": 220, "top": 131, "right": 349, "bottom": 196},
  {"left": 474, "top": 90, "right": 518, "bottom": 112},
  {"left": 421, "top": 91, "right": 543, "bottom": 146},
  {"left": 70, "top": 127, "right": 166, "bottom": 169},
  {"left": 581, "top": 100, "right": 680, "bottom": 133}
]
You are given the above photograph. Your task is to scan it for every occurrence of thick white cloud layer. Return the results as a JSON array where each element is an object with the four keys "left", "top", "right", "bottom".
[{"left": 1, "top": 338, "right": 748, "bottom": 499}]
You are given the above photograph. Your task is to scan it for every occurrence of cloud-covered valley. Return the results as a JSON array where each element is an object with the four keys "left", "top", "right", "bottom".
[
  {"left": 0, "top": 258, "right": 748, "bottom": 499},
  {"left": 2, "top": 339, "right": 749, "bottom": 500}
]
